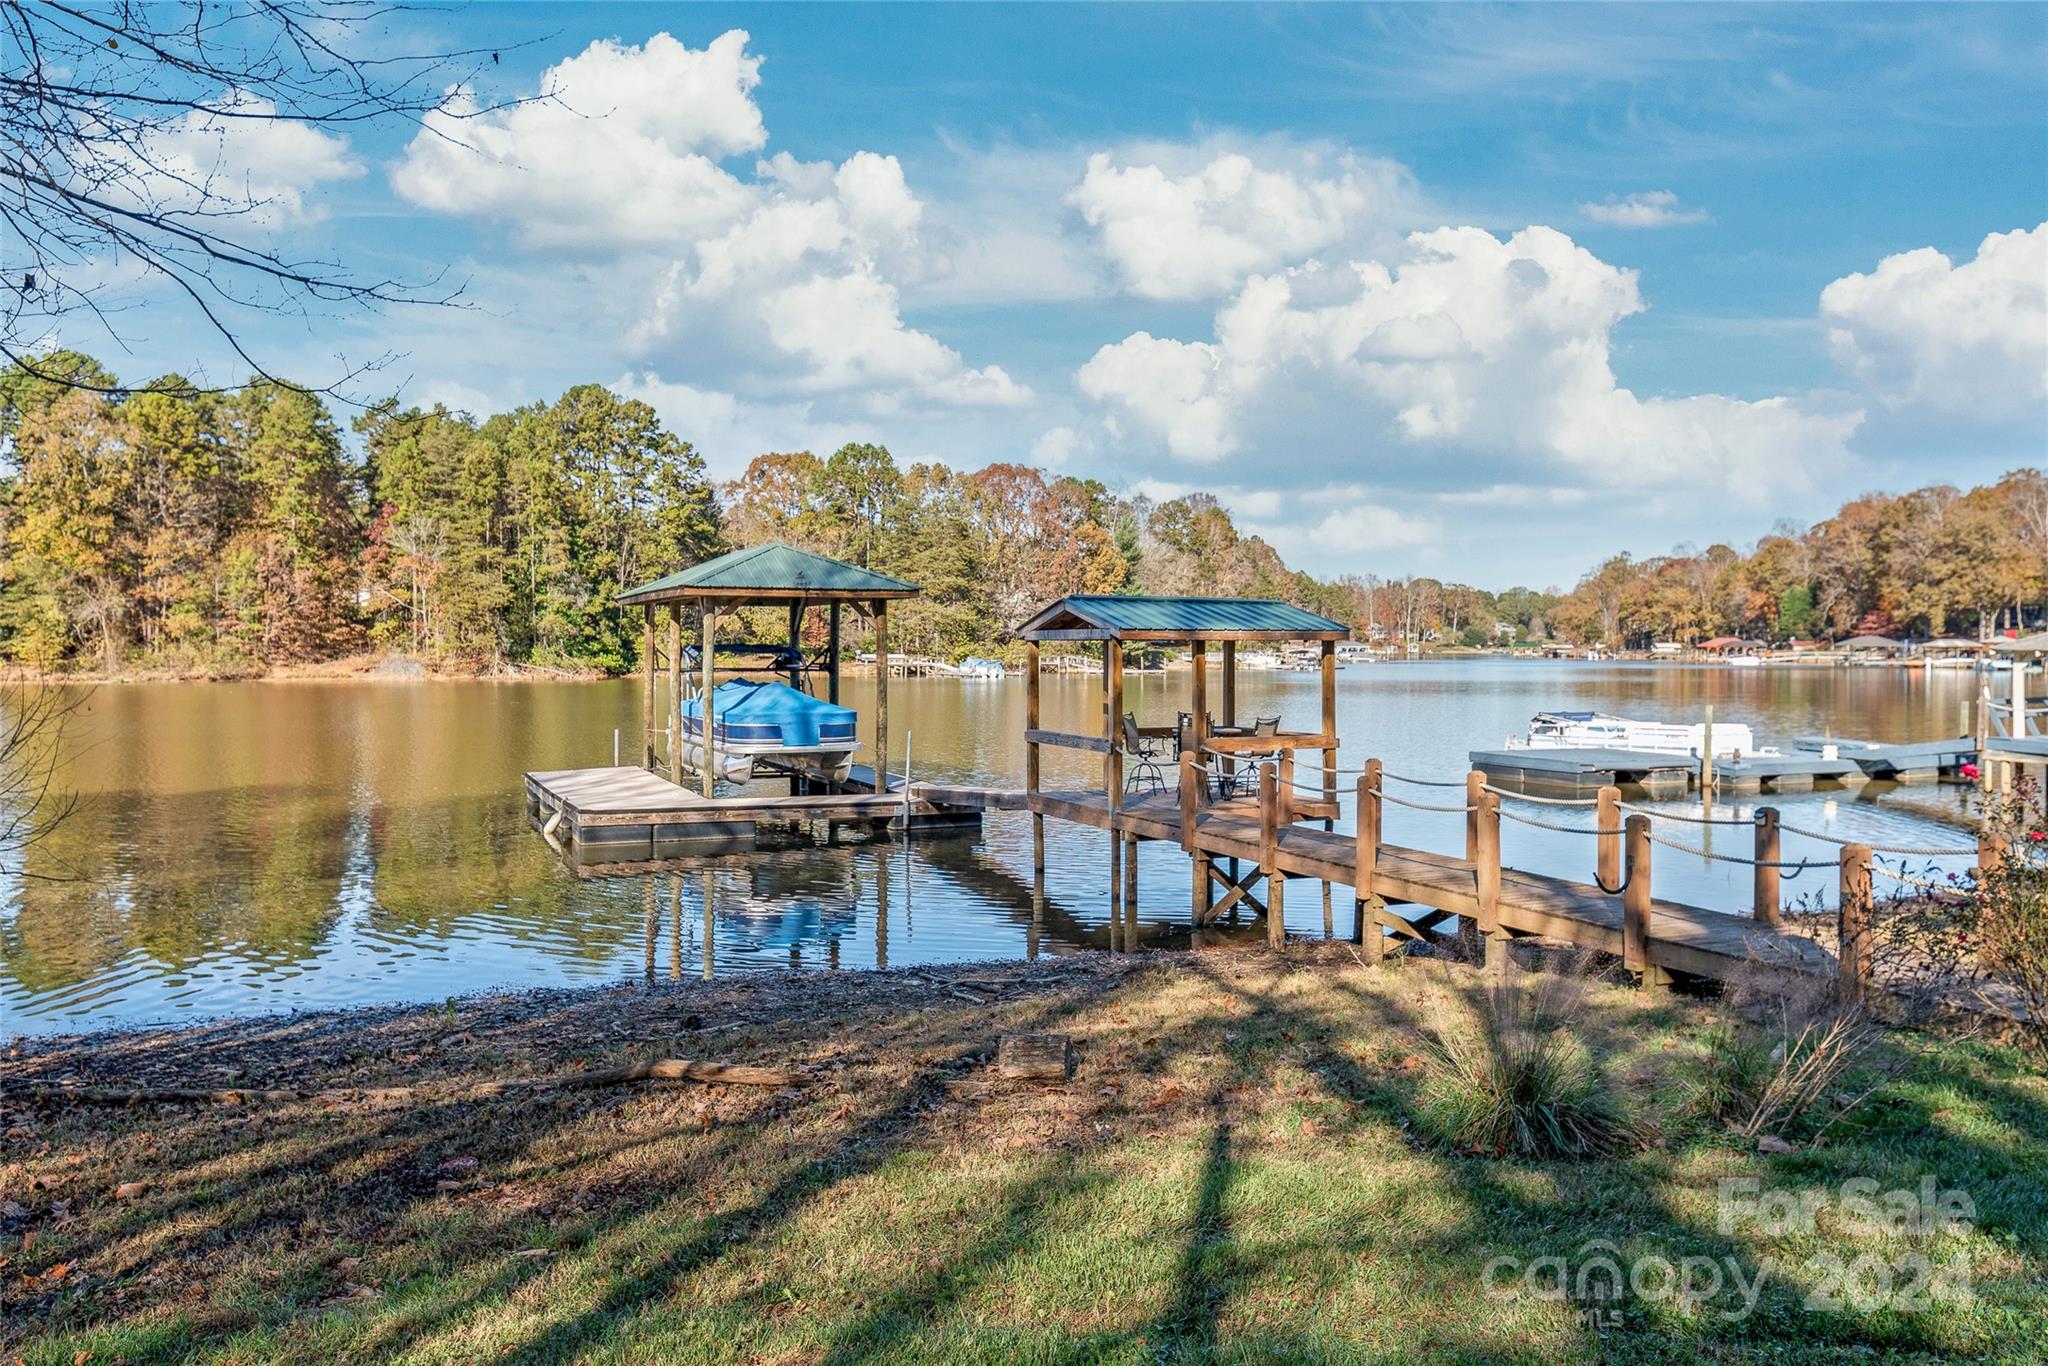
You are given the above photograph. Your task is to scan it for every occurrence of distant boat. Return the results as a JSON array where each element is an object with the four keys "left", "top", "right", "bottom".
[
  {"left": 680, "top": 679, "right": 859, "bottom": 784},
  {"left": 1723, "top": 655, "right": 1764, "bottom": 668},
  {"left": 1239, "top": 650, "right": 1285, "bottom": 670},
  {"left": 1509, "top": 710, "right": 1769, "bottom": 758},
  {"left": 957, "top": 657, "right": 1006, "bottom": 678}
]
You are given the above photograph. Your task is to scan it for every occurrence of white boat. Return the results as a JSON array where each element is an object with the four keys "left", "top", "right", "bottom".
[
  {"left": 957, "top": 657, "right": 1006, "bottom": 679},
  {"left": 1722, "top": 655, "right": 1764, "bottom": 668},
  {"left": 1509, "top": 711, "right": 1770, "bottom": 758},
  {"left": 1238, "top": 651, "right": 1286, "bottom": 670},
  {"left": 679, "top": 679, "right": 859, "bottom": 784}
]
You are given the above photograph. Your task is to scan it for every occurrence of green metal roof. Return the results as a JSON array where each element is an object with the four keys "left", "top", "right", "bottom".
[
  {"left": 617, "top": 543, "right": 919, "bottom": 605},
  {"left": 1015, "top": 594, "right": 1350, "bottom": 641}
]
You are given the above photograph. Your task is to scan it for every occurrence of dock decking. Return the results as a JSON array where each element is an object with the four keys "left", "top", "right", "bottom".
[
  {"left": 525, "top": 761, "right": 1018, "bottom": 861},
  {"left": 1033, "top": 787, "right": 1834, "bottom": 983}
]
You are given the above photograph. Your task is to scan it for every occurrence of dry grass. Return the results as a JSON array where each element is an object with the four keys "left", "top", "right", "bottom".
[{"left": 3, "top": 946, "right": 2043, "bottom": 1363}]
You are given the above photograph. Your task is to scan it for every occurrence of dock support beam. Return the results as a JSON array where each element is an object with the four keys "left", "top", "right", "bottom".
[
  {"left": 1260, "top": 762, "right": 1284, "bottom": 948},
  {"left": 1475, "top": 786, "right": 1504, "bottom": 975},
  {"left": 828, "top": 603, "right": 842, "bottom": 705},
  {"left": 667, "top": 605, "right": 682, "bottom": 785},
  {"left": 1027, "top": 640, "right": 1043, "bottom": 872},
  {"left": 873, "top": 600, "right": 889, "bottom": 795},
  {"left": 642, "top": 605, "right": 657, "bottom": 769},
  {"left": 1355, "top": 759, "right": 1381, "bottom": 956},
  {"left": 1596, "top": 785, "right": 1621, "bottom": 892},
  {"left": 1753, "top": 807, "right": 1781, "bottom": 926},
  {"left": 1105, "top": 638, "right": 1124, "bottom": 928},
  {"left": 1838, "top": 843, "right": 1872, "bottom": 1005},
  {"left": 1623, "top": 813, "right": 1664, "bottom": 987},
  {"left": 699, "top": 607, "right": 717, "bottom": 796}
]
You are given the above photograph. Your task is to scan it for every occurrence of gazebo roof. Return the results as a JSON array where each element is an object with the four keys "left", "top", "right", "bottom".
[
  {"left": 1015, "top": 594, "right": 1350, "bottom": 643},
  {"left": 617, "top": 544, "right": 920, "bottom": 607},
  {"left": 1837, "top": 634, "right": 1901, "bottom": 651},
  {"left": 1992, "top": 631, "right": 2048, "bottom": 653}
]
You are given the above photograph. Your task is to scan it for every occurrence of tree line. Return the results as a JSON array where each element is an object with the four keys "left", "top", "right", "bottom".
[{"left": 0, "top": 354, "right": 2037, "bottom": 673}]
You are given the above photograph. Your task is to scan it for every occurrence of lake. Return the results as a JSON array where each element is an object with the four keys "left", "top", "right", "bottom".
[{"left": 0, "top": 660, "right": 1987, "bottom": 1036}]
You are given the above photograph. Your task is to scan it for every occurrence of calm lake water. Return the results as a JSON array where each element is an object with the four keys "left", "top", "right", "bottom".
[{"left": 0, "top": 661, "right": 1987, "bottom": 1036}]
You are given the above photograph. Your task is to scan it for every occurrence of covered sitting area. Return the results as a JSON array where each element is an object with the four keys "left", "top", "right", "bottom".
[
  {"left": 1014, "top": 594, "right": 1351, "bottom": 942},
  {"left": 616, "top": 544, "right": 920, "bottom": 796}
]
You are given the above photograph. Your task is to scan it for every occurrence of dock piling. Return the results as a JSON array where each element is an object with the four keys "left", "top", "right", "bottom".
[
  {"left": 1753, "top": 807, "right": 1781, "bottom": 926},
  {"left": 1475, "top": 787, "right": 1504, "bottom": 974},
  {"left": 1623, "top": 814, "right": 1659, "bottom": 986},
  {"left": 1596, "top": 785, "right": 1621, "bottom": 890},
  {"left": 1259, "top": 763, "right": 1284, "bottom": 948},
  {"left": 1838, "top": 844, "right": 1873, "bottom": 1004}
]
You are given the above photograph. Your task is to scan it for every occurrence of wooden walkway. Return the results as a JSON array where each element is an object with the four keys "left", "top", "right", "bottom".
[{"left": 1033, "top": 786, "right": 1835, "bottom": 983}]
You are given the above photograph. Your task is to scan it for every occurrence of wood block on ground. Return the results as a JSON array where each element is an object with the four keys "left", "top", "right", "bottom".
[{"left": 997, "top": 1033, "right": 1071, "bottom": 1081}]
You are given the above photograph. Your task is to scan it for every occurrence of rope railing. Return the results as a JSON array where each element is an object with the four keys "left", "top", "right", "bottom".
[
  {"left": 1870, "top": 864, "right": 1974, "bottom": 896},
  {"left": 1497, "top": 807, "right": 1622, "bottom": 837},
  {"left": 1378, "top": 791, "right": 1477, "bottom": 815},
  {"left": 1642, "top": 828, "right": 1830, "bottom": 871},
  {"left": 1622, "top": 803, "right": 1757, "bottom": 827},
  {"left": 1778, "top": 822, "right": 1977, "bottom": 857},
  {"left": 1480, "top": 784, "right": 1601, "bottom": 807},
  {"left": 1380, "top": 770, "right": 1469, "bottom": 789}
]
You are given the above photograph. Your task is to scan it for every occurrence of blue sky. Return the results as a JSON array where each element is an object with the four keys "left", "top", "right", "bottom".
[{"left": 57, "top": 3, "right": 2048, "bottom": 590}]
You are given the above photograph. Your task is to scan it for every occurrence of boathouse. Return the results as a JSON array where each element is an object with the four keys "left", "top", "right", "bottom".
[
  {"left": 614, "top": 544, "right": 920, "bottom": 796},
  {"left": 1014, "top": 594, "right": 1352, "bottom": 932}
]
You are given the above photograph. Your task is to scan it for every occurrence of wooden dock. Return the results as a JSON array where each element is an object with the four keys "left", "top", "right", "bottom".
[
  {"left": 1033, "top": 775, "right": 1837, "bottom": 984},
  {"left": 524, "top": 761, "right": 1019, "bottom": 862}
]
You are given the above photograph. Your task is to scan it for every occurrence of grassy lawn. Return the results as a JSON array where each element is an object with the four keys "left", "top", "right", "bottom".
[{"left": 4, "top": 946, "right": 2044, "bottom": 1363}]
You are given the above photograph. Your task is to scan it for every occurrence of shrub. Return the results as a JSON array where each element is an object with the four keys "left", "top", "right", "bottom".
[
  {"left": 1975, "top": 781, "right": 2048, "bottom": 1052},
  {"left": 1416, "top": 960, "right": 1640, "bottom": 1159}
]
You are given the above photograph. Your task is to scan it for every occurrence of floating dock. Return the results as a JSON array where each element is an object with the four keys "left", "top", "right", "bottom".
[
  {"left": 1792, "top": 735, "right": 1976, "bottom": 780},
  {"left": 1467, "top": 746, "right": 1869, "bottom": 796},
  {"left": 525, "top": 761, "right": 1019, "bottom": 864}
]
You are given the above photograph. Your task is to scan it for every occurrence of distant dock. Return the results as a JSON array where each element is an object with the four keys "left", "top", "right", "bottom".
[{"left": 1469, "top": 746, "right": 1867, "bottom": 796}]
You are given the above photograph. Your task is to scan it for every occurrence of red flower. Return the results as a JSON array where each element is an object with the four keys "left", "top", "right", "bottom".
[{"left": 1960, "top": 763, "right": 1980, "bottom": 779}]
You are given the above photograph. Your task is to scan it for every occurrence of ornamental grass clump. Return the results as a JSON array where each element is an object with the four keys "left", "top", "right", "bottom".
[{"left": 1416, "top": 960, "right": 1640, "bottom": 1159}]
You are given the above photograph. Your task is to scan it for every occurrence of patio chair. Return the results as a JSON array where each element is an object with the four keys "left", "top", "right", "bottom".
[
  {"left": 1122, "top": 713, "right": 1166, "bottom": 795},
  {"left": 1212, "top": 716, "right": 1283, "bottom": 800}
]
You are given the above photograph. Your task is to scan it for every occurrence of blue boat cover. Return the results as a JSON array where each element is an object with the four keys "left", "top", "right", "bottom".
[{"left": 682, "top": 679, "right": 857, "bottom": 747}]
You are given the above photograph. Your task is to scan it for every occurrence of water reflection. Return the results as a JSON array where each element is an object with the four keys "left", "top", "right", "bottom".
[{"left": 0, "top": 662, "right": 1989, "bottom": 1034}]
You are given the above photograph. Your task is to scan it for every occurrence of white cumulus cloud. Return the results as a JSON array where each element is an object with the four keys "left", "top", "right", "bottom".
[
  {"left": 1580, "top": 190, "right": 1709, "bottom": 228},
  {"left": 1068, "top": 144, "right": 1414, "bottom": 300},
  {"left": 392, "top": 30, "right": 1025, "bottom": 411},
  {"left": 1819, "top": 222, "right": 2048, "bottom": 417},
  {"left": 1076, "top": 224, "right": 1861, "bottom": 497}
]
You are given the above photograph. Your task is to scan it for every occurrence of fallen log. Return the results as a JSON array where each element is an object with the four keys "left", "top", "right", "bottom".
[{"left": 18, "top": 1058, "right": 807, "bottom": 1108}]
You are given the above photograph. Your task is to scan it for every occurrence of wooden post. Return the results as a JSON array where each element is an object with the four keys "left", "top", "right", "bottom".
[
  {"left": 1476, "top": 789, "right": 1505, "bottom": 973},
  {"left": 1277, "top": 749, "right": 1295, "bottom": 828},
  {"left": 1189, "top": 643, "right": 1208, "bottom": 756},
  {"left": 1465, "top": 770, "right": 1486, "bottom": 860},
  {"left": 873, "top": 600, "right": 889, "bottom": 794},
  {"left": 1623, "top": 813, "right": 1654, "bottom": 985},
  {"left": 1753, "top": 807, "right": 1781, "bottom": 926},
  {"left": 1596, "top": 785, "right": 1622, "bottom": 892},
  {"left": 1123, "top": 832, "right": 1139, "bottom": 916},
  {"left": 1218, "top": 639, "right": 1235, "bottom": 787},
  {"left": 699, "top": 607, "right": 717, "bottom": 796},
  {"left": 1105, "top": 639, "right": 1125, "bottom": 802},
  {"left": 1838, "top": 844, "right": 1873, "bottom": 1005},
  {"left": 1260, "top": 762, "right": 1284, "bottom": 948},
  {"left": 1977, "top": 826, "right": 2010, "bottom": 880},
  {"left": 642, "top": 604, "right": 657, "bottom": 769},
  {"left": 1188, "top": 751, "right": 1210, "bottom": 926},
  {"left": 667, "top": 604, "right": 683, "bottom": 785},
  {"left": 1105, "top": 638, "right": 1124, "bottom": 918},
  {"left": 828, "top": 602, "right": 842, "bottom": 704},
  {"left": 787, "top": 602, "right": 804, "bottom": 690},
  {"left": 1977, "top": 682, "right": 1992, "bottom": 794},
  {"left": 1355, "top": 761, "right": 1381, "bottom": 955},
  {"left": 1320, "top": 640, "right": 1337, "bottom": 808},
  {"left": 1701, "top": 704, "right": 1715, "bottom": 794},
  {"left": 1026, "top": 639, "right": 1043, "bottom": 872}
]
